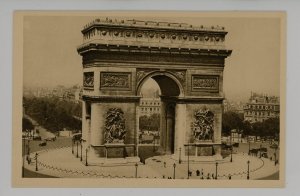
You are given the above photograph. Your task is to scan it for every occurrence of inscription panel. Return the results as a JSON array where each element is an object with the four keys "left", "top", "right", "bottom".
[
  {"left": 83, "top": 72, "right": 94, "bottom": 89},
  {"left": 100, "top": 72, "right": 131, "bottom": 90},
  {"left": 191, "top": 75, "right": 219, "bottom": 92}
]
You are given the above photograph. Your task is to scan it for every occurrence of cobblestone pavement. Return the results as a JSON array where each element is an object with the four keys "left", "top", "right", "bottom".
[{"left": 24, "top": 146, "right": 279, "bottom": 179}]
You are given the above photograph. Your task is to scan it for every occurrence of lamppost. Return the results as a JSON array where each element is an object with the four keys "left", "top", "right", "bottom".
[
  {"left": 85, "top": 148, "right": 88, "bottom": 166},
  {"left": 230, "top": 147, "right": 233, "bottom": 162},
  {"left": 173, "top": 163, "right": 176, "bottom": 179},
  {"left": 215, "top": 162, "right": 218, "bottom": 180},
  {"left": 187, "top": 144, "right": 190, "bottom": 179},
  {"left": 35, "top": 153, "right": 38, "bottom": 171},
  {"left": 230, "top": 131, "right": 233, "bottom": 162},
  {"left": 179, "top": 147, "right": 182, "bottom": 164},
  {"left": 80, "top": 140, "right": 83, "bottom": 161},
  {"left": 27, "top": 139, "right": 30, "bottom": 156},
  {"left": 247, "top": 160, "right": 250, "bottom": 180},
  {"left": 259, "top": 144, "right": 262, "bottom": 158},
  {"left": 22, "top": 138, "right": 25, "bottom": 177},
  {"left": 274, "top": 146, "right": 278, "bottom": 166},
  {"left": 135, "top": 163, "right": 138, "bottom": 178},
  {"left": 248, "top": 138, "right": 251, "bottom": 155},
  {"left": 76, "top": 141, "right": 79, "bottom": 158},
  {"left": 72, "top": 139, "right": 74, "bottom": 154},
  {"left": 153, "top": 137, "right": 155, "bottom": 152}
]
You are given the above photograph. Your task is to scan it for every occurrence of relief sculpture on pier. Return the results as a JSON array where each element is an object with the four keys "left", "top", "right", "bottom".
[
  {"left": 192, "top": 107, "right": 214, "bottom": 142},
  {"left": 104, "top": 108, "right": 126, "bottom": 143}
]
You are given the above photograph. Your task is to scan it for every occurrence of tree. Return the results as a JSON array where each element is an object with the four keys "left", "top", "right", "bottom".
[
  {"left": 252, "top": 121, "right": 263, "bottom": 139},
  {"left": 262, "top": 118, "right": 280, "bottom": 140},
  {"left": 222, "top": 111, "right": 244, "bottom": 136},
  {"left": 22, "top": 117, "right": 34, "bottom": 132},
  {"left": 242, "top": 120, "right": 252, "bottom": 137},
  {"left": 23, "top": 97, "right": 82, "bottom": 133}
]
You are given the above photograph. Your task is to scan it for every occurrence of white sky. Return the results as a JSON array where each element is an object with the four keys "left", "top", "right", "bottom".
[{"left": 23, "top": 14, "right": 280, "bottom": 102}]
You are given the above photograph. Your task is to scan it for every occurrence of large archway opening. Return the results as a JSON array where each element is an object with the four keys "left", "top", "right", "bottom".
[{"left": 137, "top": 72, "right": 182, "bottom": 155}]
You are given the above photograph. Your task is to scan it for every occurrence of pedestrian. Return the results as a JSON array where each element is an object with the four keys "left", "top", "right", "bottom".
[
  {"left": 207, "top": 173, "right": 210, "bottom": 179},
  {"left": 196, "top": 170, "right": 200, "bottom": 176}
]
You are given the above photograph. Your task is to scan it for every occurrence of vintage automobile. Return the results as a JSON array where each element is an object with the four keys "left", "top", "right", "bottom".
[
  {"left": 39, "top": 140, "right": 47, "bottom": 146},
  {"left": 72, "top": 133, "right": 82, "bottom": 143}
]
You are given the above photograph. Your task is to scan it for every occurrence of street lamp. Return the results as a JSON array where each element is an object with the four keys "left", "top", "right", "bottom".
[
  {"left": 259, "top": 144, "right": 262, "bottom": 158},
  {"left": 135, "top": 163, "right": 138, "bottom": 178},
  {"left": 248, "top": 139, "right": 251, "bottom": 155},
  {"left": 247, "top": 160, "right": 250, "bottom": 180},
  {"left": 179, "top": 147, "right": 182, "bottom": 164},
  {"left": 35, "top": 153, "right": 38, "bottom": 171},
  {"left": 230, "top": 147, "right": 233, "bottom": 162},
  {"left": 72, "top": 139, "right": 74, "bottom": 154},
  {"left": 27, "top": 139, "right": 30, "bottom": 156},
  {"left": 215, "top": 162, "right": 218, "bottom": 180},
  {"left": 173, "top": 163, "right": 176, "bottom": 179},
  {"left": 80, "top": 140, "right": 83, "bottom": 161},
  {"left": 85, "top": 148, "right": 88, "bottom": 166},
  {"left": 76, "top": 141, "right": 79, "bottom": 158},
  {"left": 22, "top": 138, "right": 25, "bottom": 177},
  {"left": 187, "top": 144, "right": 190, "bottom": 179}
]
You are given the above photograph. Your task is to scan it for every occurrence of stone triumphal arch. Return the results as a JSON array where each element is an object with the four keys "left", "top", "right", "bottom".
[{"left": 77, "top": 18, "right": 232, "bottom": 164}]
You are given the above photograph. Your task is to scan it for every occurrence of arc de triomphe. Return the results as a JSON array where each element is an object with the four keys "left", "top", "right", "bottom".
[{"left": 77, "top": 18, "right": 232, "bottom": 164}]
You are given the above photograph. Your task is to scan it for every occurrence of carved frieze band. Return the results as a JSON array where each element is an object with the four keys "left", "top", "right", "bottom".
[
  {"left": 191, "top": 75, "right": 219, "bottom": 92},
  {"left": 100, "top": 72, "right": 131, "bottom": 90},
  {"left": 83, "top": 72, "right": 94, "bottom": 89}
]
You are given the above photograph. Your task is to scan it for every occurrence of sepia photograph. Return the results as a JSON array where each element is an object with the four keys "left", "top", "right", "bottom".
[{"left": 12, "top": 11, "right": 285, "bottom": 188}]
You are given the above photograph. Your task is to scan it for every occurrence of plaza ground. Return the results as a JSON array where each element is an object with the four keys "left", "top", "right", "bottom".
[{"left": 23, "top": 137, "right": 279, "bottom": 180}]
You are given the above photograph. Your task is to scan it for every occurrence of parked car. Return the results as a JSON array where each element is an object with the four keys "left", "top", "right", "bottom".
[
  {"left": 45, "top": 136, "right": 56, "bottom": 141},
  {"left": 72, "top": 133, "right": 82, "bottom": 142},
  {"left": 261, "top": 152, "right": 268, "bottom": 158},
  {"left": 33, "top": 136, "right": 42, "bottom": 141},
  {"left": 232, "top": 143, "right": 239, "bottom": 148},
  {"left": 39, "top": 140, "right": 47, "bottom": 146},
  {"left": 44, "top": 132, "right": 57, "bottom": 141}
]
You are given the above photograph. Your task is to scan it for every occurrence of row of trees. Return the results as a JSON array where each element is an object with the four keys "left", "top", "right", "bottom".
[
  {"left": 222, "top": 111, "right": 280, "bottom": 140},
  {"left": 22, "top": 117, "right": 34, "bottom": 132},
  {"left": 23, "top": 97, "right": 82, "bottom": 133}
]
